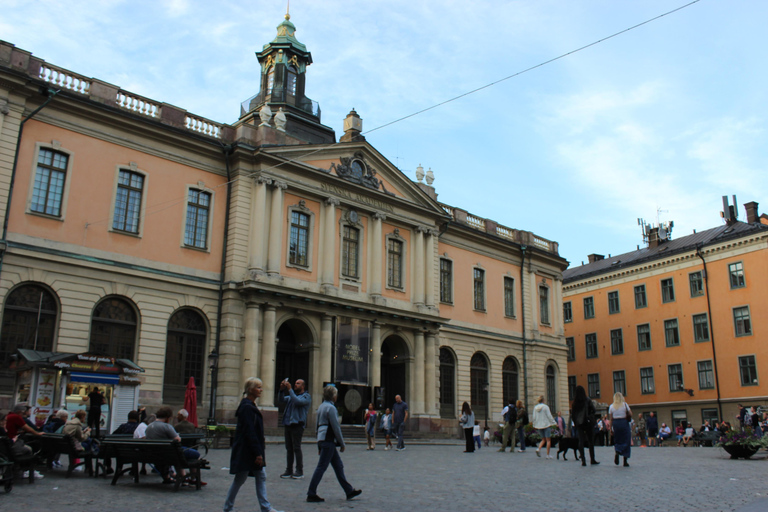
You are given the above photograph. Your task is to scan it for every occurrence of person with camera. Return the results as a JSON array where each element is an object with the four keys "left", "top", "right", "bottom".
[{"left": 278, "top": 378, "right": 311, "bottom": 479}]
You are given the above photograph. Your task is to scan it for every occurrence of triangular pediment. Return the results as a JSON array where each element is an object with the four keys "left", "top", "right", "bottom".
[{"left": 261, "top": 142, "right": 447, "bottom": 218}]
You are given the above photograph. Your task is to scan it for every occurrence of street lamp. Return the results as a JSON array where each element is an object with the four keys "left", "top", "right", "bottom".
[
  {"left": 483, "top": 381, "right": 490, "bottom": 429},
  {"left": 207, "top": 349, "right": 219, "bottom": 426}
]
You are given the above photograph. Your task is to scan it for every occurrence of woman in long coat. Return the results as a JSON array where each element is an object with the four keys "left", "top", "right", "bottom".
[
  {"left": 572, "top": 385, "right": 599, "bottom": 466},
  {"left": 223, "top": 377, "right": 280, "bottom": 512}
]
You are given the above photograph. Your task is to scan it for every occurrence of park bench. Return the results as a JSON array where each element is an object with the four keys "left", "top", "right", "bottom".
[
  {"left": 39, "top": 433, "right": 96, "bottom": 477},
  {"left": 0, "top": 435, "right": 38, "bottom": 485},
  {"left": 100, "top": 438, "right": 209, "bottom": 491},
  {"left": 95, "top": 432, "right": 207, "bottom": 478},
  {"left": 693, "top": 430, "right": 720, "bottom": 447}
]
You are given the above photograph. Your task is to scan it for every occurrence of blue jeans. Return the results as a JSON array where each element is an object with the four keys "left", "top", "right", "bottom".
[
  {"left": 394, "top": 422, "right": 405, "bottom": 449},
  {"left": 307, "top": 441, "right": 354, "bottom": 497},
  {"left": 517, "top": 425, "right": 526, "bottom": 451},
  {"left": 223, "top": 468, "right": 271, "bottom": 512}
]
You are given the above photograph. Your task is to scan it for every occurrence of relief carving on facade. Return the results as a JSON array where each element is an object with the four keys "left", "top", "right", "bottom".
[{"left": 328, "top": 151, "right": 392, "bottom": 195}]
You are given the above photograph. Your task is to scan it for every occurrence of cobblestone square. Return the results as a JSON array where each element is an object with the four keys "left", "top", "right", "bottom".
[{"left": 3, "top": 441, "right": 768, "bottom": 511}]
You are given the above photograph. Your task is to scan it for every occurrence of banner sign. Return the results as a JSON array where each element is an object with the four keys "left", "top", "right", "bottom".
[{"left": 335, "top": 317, "right": 370, "bottom": 385}]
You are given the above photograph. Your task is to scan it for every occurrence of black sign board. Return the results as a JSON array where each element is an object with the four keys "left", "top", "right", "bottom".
[{"left": 335, "top": 317, "right": 370, "bottom": 385}]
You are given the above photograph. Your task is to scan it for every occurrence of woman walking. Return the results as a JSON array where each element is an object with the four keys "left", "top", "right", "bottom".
[
  {"left": 223, "top": 377, "right": 282, "bottom": 512},
  {"left": 572, "top": 385, "right": 599, "bottom": 466},
  {"left": 364, "top": 403, "right": 377, "bottom": 450},
  {"left": 609, "top": 392, "right": 632, "bottom": 467},
  {"left": 458, "top": 402, "right": 475, "bottom": 453},
  {"left": 532, "top": 395, "right": 556, "bottom": 459},
  {"left": 306, "top": 385, "right": 362, "bottom": 503},
  {"left": 515, "top": 400, "right": 528, "bottom": 452}
]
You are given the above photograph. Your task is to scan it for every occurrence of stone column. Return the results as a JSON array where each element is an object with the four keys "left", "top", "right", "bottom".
[
  {"left": 259, "top": 305, "right": 277, "bottom": 407},
  {"left": 321, "top": 198, "right": 339, "bottom": 287},
  {"left": 414, "top": 227, "right": 425, "bottom": 305},
  {"left": 267, "top": 180, "right": 287, "bottom": 276},
  {"left": 413, "top": 330, "right": 425, "bottom": 414},
  {"left": 241, "top": 300, "right": 261, "bottom": 385},
  {"left": 249, "top": 176, "right": 271, "bottom": 272},
  {"left": 371, "top": 322, "right": 382, "bottom": 388},
  {"left": 425, "top": 229, "right": 436, "bottom": 307},
  {"left": 554, "top": 277, "right": 564, "bottom": 335},
  {"left": 319, "top": 314, "right": 334, "bottom": 384},
  {"left": 370, "top": 212, "right": 386, "bottom": 297},
  {"left": 425, "top": 331, "right": 437, "bottom": 415}
]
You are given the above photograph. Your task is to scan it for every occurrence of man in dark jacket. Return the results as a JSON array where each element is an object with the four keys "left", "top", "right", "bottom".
[
  {"left": 279, "top": 378, "right": 311, "bottom": 479},
  {"left": 646, "top": 411, "right": 659, "bottom": 447}
]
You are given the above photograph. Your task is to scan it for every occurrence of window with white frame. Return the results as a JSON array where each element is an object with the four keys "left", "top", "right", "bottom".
[
  {"left": 473, "top": 268, "right": 485, "bottom": 311},
  {"left": 689, "top": 271, "right": 704, "bottom": 297},
  {"left": 341, "top": 225, "right": 360, "bottom": 278},
  {"left": 729, "top": 262, "right": 745, "bottom": 289},
  {"left": 113, "top": 170, "right": 144, "bottom": 234},
  {"left": 386, "top": 238, "right": 404, "bottom": 289},
  {"left": 504, "top": 277, "right": 515, "bottom": 317},
  {"left": 440, "top": 258, "right": 453, "bottom": 304},
  {"left": 31, "top": 148, "right": 68, "bottom": 217},
  {"left": 733, "top": 306, "right": 752, "bottom": 337},
  {"left": 184, "top": 189, "right": 211, "bottom": 249}
]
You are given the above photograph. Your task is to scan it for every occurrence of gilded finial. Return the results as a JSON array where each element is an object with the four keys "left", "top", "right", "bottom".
[{"left": 285, "top": 0, "right": 290, "bottom": 20}]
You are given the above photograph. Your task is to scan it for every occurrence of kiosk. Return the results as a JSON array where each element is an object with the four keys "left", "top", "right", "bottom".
[{"left": 10, "top": 349, "right": 144, "bottom": 433}]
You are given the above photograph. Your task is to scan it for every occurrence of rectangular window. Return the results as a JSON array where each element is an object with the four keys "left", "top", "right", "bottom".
[
  {"left": 702, "top": 408, "right": 719, "bottom": 426},
  {"left": 341, "top": 226, "right": 360, "bottom": 278},
  {"left": 387, "top": 239, "right": 403, "bottom": 288},
  {"left": 661, "top": 278, "right": 675, "bottom": 303},
  {"left": 439, "top": 259, "right": 452, "bottom": 303},
  {"left": 640, "top": 367, "right": 655, "bottom": 394},
  {"left": 583, "top": 297, "right": 595, "bottom": 319},
  {"left": 637, "top": 324, "right": 652, "bottom": 351},
  {"left": 693, "top": 314, "right": 710, "bottom": 342},
  {"left": 664, "top": 319, "right": 680, "bottom": 347},
  {"left": 729, "top": 262, "right": 745, "bottom": 289},
  {"left": 587, "top": 373, "right": 600, "bottom": 399},
  {"left": 739, "top": 355, "right": 758, "bottom": 386},
  {"left": 568, "top": 376, "right": 577, "bottom": 401},
  {"left": 733, "top": 306, "right": 752, "bottom": 336},
  {"left": 634, "top": 284, "right": 647, "bottom": 309},
  {"left": 184, "top": 189, "right": 211, "bottom": 249},
  {"left": 586, "top": 333, "right": 598, "bottom": 359},
  {"left": 287, "top": 210, "right": 310, "bottom": 266},
  {"left": 613, "top": 370, "right": 626, "bottom": 395},
  {"left": 608, "top": 291, "right": 620, "bottom": 314},
  {"left": 473, "top": 268, "right": 485, "bottom": 311},
  {"left": 563, "top": 301, "right": 572, "bottom": 323},
  {"left": 610, "top": 329, "right": 624, "bottom": 355},
  {"left": 113, "top": 170, "right": 144, "bottom": 234},
  {"left": 539, "top": 286, "right": 550, "bottom": 324},
  {"left": 668, "top": 363, "right": 684, "bottom": 392},
  {"left": 566, "top": 337, "right": 575, "bottom": 362},
  {"left": 671, "top": 410, "right": 688, "bottom": 430},
  {"left": 31, "top": 148, "right": 68, "bottom": 217},
  {"left": 697, "top": 360, "right": 714, "bottom": 390},
  {"left": 689, "top": 271, "right": 704, "bottom": 297},
  {"left": 504, "top": 277, "right": 515, "bottom": 317}
]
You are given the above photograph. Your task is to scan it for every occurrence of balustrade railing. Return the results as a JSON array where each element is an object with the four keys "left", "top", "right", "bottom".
[
  {"left": 185, "top": 114, "right": 222, "bottom": 138},
  {"left": 116, "top": 90, "right": 160, "bottom": 118},
  {"left": 39, "top": 64, "right": 90, "bottom": 95},
  {"left": 466, "top": 213, "right": 485, "bottom": 230}
]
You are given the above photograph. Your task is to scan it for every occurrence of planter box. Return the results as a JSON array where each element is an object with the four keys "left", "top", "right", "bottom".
[{"left": 723, "top": 444, "right": 759, "bottom": 459}]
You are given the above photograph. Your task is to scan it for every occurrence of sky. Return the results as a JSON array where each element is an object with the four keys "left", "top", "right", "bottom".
[{"left": 3, "top": 0, "right": 767, "bottom": 268}]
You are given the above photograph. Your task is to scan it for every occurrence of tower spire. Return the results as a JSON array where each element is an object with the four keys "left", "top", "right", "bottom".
[{"left": 286, "top": 0, "right": 290, "bottom": 20}]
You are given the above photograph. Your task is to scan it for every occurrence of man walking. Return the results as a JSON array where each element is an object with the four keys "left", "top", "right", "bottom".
[
  {"left": 498, "top": 399, "right": 516, "bottom": 452},
  {"left": 646, "top": 411, "right": 658, "bottom": 447},
  {"left": 392, "top": 395, "right": 409, "bottom": 451},
  {"left": 279, "top": 378, "right": 311, "bottom": 479}
]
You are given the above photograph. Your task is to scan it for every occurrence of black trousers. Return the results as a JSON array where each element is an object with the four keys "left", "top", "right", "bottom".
[
  {"left": 464, "top": 428, "right": 474, "bottom": 452},
  {"left": 577, "top": 424, "right": 597, "bottom": 463},
  {"left": 285, "top": 423, "right": 305, "bottom": 473}
]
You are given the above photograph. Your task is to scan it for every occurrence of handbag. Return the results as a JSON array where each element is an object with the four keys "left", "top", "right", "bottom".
[{"left": 625, "top": 403, "right": 633, "bottom": 421}]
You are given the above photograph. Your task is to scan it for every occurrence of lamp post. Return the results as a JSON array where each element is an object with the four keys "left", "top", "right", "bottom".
[
  {"left": 207, "top": 349, "right": 219, "bottom": 426},
  {"left": 483, "top": 381, "right": 490, "bottom": 429}
]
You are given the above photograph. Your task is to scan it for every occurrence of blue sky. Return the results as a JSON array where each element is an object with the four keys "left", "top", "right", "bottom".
[{"left": 4, "top": 0, "right": 767, "bottom": 268}]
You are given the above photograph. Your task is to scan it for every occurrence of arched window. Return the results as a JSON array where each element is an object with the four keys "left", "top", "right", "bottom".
[
  {"left": 470, "top": 353, "right": 488, "bottom": 418},
  {"left": 89, "top": 297, "right": 137, "bottom": 360},
  {"left": 0, "top": 284, "right": 58, "bottom": 393},
  {"left": 546, "top": 365, "right": 557, "bottom": 412},
  {"left": 164, "top": 309, "right": 207, "bottom": 404},
  {"left": 439, "top": 348, "right": 455, "bottom": 418},
  {"left": 502, "top": 357, "right": 519, "bottom": 405}
]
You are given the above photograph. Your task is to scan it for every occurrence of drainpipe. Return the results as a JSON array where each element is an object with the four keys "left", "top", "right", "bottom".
[
  {"left": 0, "top": 88, "right": 60, "bottom": 277},
  {"left": 520, "top": 245, "right": 529, "bottom": 412},
  {"left": 208, "top": 143, "right": 234, "bottom": 425},
  {"left": 696, "top": 244, "right": 723, "bottom": 422}
]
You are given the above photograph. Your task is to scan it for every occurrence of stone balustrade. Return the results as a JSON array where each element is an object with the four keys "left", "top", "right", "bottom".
[
  {"left": 39, "top": 63, "right": 90, "bottom": 95},
  {"left": 116, "top": 90, "right": 160, "bottom": 118},
  {"left": 185, "top": 113, "right": 223, "bottom": 138}
]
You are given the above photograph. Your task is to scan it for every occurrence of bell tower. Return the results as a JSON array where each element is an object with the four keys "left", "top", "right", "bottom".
[{"left": 240, "top": 11, "right": 335, "bottom": 144}]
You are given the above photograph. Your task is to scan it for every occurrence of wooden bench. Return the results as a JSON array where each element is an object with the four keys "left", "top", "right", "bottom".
[
  {"left": 39, "top": 433, "right": 96, "bottom": 477},
  {"left": 693, "top": 430, "right": 720, "bottom": 447},
  {"left": 100, "top": 439, "right": 209, "bottom": 491},
  {"left": 0, "top": 435, "right": 38, "bottom": 485}
]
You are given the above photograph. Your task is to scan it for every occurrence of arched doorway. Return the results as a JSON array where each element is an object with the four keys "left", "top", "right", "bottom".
[
  {"left": 439, "top": 347, "right": 456, "bottom": 418},
  {"left": 380, "top": 335, "right": 409, "bottom": 410},
  {"left": 275, "top": 319, "right": 313, "bottom": 409}
]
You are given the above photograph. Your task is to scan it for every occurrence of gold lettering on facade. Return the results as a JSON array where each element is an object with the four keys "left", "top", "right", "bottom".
[{"left": 320, "top": 183, "right": 394, "bottom": 213}]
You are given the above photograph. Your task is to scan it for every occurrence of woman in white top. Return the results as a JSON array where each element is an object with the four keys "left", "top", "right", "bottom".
[
  {"left": 459, "top": 402, "right": 475, "bottom": 453},
  {"left": 532, "top": 395, "right": 557, "bottom": 459},
  {"left": 608, "top": 392, "right": 632, "bottom": 467}
]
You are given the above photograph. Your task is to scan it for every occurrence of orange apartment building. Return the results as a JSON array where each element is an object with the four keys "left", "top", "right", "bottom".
[
  {"left": 0, "top": 14, "right": 568, "bottom": 433},
  {"left": 563, "top": 201, "right": 768, "bottom": 429}
]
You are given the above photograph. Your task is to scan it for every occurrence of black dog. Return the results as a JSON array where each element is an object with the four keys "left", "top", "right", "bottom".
[{"left": 556, "top": 437, "right": 580, "bottom": 461}]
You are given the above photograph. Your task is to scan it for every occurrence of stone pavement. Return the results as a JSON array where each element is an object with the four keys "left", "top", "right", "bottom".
[{"left": 3, "top": 440, "right": 768, "bottom": 511}]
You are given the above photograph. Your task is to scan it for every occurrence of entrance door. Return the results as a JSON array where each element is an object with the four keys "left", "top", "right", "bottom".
[
  {"left": 274, "top": 320, "right": 312, "bottom": 413},
  {"left": 380, "top": 336, "right": 409, "bottom": 411}
]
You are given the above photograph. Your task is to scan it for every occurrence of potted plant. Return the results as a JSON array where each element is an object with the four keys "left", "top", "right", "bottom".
[
  {"left": 717, "top": 427, "right": 766, "bottom": 459},
  {"left": 213, "top": 424, "right": 231, "bottom": 449}
]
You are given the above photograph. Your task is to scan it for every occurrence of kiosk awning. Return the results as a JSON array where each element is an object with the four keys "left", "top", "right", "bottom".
[{"left": 69, "top": 372, "right": 120, "bottom": 384}]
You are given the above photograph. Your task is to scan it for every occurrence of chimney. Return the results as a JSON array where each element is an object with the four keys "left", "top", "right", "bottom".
[
  {"left": 340, "top": 109, "right": 365, "bottom": 142},
  {"left": 744, "top": 201, "right": 759, "bottom": 224},
  {"left": 647, "top": 227, "right": 660, "bottom": 249},
  {"left": 587, "top": 254, "right": 605, "bottom": 264}
]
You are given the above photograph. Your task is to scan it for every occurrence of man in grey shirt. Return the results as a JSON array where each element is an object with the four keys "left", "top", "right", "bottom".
[{"left": 146, "top": 406, "right": 201, "bottom": 484}]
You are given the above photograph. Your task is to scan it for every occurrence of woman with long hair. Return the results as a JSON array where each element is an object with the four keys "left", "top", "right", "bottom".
[
  {"left": 571, "top": 385, "right": 599, "bottom": 466},
  {"left": 223, "top": 377, "right": 281, "bottom": 512},
  {"left": 609, "top": 392, "right": 632, "bottom": 467},
  {"left": 515, "top": 400, "right": 528, "bottom": 452},
  {"left": 459, "top": 402, "right": 475, "bottom": 453},
  {"left": 532, "top": 395, "right": 556, "bottom": 459}
]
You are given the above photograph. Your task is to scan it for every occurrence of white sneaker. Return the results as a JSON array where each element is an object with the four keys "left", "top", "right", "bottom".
[
  {"left": 23, "top": 470, "right": 44, "bottom": 479},
  {"left": 73, "top": 466, "right": 85, "bottom": 472},
  {"left": 546, "top": 455, "right": 553, "bottom": 459}
]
